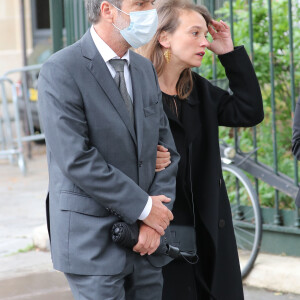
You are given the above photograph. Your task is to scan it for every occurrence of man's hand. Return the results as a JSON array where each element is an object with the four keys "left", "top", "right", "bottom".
[
  {"left": 156, "top": 145, "right": 171, "bottom": 172},
  {"left": 133, "top": 223, "right": 161, "bottom": 255},
  {"left": 143, "top": 195, "right": 173, "bottom": 236}
]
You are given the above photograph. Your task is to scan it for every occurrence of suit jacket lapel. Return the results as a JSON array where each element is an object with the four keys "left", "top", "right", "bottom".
[
  {"left": 81, "top": 31, "right": 137, "bottom": 146},
  {"left": 130, "top": 55, "right": 144, "bottom": 157}
]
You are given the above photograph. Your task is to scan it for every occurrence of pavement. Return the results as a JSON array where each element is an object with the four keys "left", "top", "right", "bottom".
[{"left": 2, "top": 144, "right": 300, "bottom": 299}]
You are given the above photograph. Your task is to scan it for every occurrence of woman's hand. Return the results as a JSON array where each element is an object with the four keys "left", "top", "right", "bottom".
[
  {"left": 155, "top": 145, "right": 171, "bottom": 172},
  {"left": 208, "top": 20, "right": 234, "bottom": 55}
]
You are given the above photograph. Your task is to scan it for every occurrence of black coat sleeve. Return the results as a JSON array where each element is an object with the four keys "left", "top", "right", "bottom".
[
  {"left": 292, "top": 97, "right": 300, "bottom": 160},
  {"left": 208, "top": 46, "right": 264, "bottom": 127}
]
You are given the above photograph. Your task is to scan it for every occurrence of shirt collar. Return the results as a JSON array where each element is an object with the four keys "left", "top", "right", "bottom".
[{"left": 90, "top": 26, "right": 130, "bottom": 65}]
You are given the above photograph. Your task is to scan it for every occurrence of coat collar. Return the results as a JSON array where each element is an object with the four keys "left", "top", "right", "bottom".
[{"left": 81, "top": 31, "right": 137, "bottom": 146}]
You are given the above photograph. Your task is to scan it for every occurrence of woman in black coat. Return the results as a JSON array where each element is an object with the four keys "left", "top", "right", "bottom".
[{"left": 142, "top": 0, "right": 264, "bottom": 299}]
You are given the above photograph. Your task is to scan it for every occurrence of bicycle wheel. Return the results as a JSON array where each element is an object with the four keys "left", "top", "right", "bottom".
[{"left": 222, "top": 163, "right": 262, "bottom": 278}]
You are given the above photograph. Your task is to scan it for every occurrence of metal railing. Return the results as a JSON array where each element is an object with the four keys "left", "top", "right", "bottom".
[
  {"left": 0, "top": 77, "right": 26, "bottom": 174},
  {"left": 3, "top": 65, "right": 44, "bottom": 142},
  {"left": 0, "top": 65, "right": 44, "bottom": 174},
  {"left": 200, "top": 0, "right": 300, "bottom": 243},
  {"left": 50, "top": 0, "right": 88, "bottom": 52}
]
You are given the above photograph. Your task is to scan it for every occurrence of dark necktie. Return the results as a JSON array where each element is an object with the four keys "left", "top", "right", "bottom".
[{"left": 109, "top": 59, "right": 134, "bottom": 123}]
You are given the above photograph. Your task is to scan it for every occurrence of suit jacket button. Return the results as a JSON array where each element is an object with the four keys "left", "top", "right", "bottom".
[
  {"left": 219, "top": 178, "right": 222, "bottom": 187},
  {"left": 219, "top": 219, "right": 225, "bottom": 228}
]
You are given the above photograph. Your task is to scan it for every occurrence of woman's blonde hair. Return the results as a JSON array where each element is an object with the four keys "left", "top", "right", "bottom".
[{"left": 140, "top": 0, "right": 212, "bottom": 99}]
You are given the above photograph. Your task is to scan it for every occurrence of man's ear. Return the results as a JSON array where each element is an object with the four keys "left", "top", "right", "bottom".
[
  {"left": 158, "top": 31, "right": 171, "bottom": 48},
  {"left": 100, "top": 1, "right": 114, "bottom": 22}
]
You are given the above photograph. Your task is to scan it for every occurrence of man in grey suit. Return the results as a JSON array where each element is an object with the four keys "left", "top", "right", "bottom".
[{"left": 38, "top": 0, "right": 179, "bottom": 299}]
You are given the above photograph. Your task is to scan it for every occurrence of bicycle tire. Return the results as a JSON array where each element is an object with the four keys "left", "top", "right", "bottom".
[{"left": 222, "top": 162, "right": 262, "bottom": 278}]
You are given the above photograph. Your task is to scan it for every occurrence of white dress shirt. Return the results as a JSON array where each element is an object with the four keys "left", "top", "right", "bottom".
[{"left": 90, "top": 26, "right": 152, "bottom": 220}]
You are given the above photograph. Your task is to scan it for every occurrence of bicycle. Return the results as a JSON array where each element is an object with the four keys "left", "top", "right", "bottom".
[{"left": 220, "top": 142, "right": 262, "bottom": 278}]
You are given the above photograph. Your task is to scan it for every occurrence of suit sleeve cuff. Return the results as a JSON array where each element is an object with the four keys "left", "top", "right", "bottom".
[{"left": 138, "top": 196, "right": 152, "bottom": 220}]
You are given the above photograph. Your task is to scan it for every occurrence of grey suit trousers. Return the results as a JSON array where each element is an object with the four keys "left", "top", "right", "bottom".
[{"left": 65, "top": 250, "right": 163, "bottom": 300}]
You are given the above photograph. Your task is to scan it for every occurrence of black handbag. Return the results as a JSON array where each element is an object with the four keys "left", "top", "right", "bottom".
[
  {"left": 168, "top": 224, "right": 197, "bottom": 258},
  {"left": 111, "top": 222, "right": 198, "bottom": 264},
  {"left": 111, "top": 222, "right": 216, "bottom": 299}
]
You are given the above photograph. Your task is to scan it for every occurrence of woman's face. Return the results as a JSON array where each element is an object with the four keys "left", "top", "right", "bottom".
[{"left": 165, "top": 10, "right": 210, "bottom": 69}]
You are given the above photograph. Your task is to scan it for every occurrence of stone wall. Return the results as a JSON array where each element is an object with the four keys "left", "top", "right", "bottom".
[{"left": 0, "top": 0, "right": 33, "bottom": 79}]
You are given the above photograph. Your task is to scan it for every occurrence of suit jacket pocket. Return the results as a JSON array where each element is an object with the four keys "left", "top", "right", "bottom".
[
  {"left": 144, "top": 101, "right": 159, "bottom": 117},
  {"left": 59, "top": 191, "right": 110, "bottom": 217}
]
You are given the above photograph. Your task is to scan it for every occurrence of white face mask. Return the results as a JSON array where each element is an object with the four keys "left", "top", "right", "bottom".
[{"left": 112, "top": 5, "right": 158, "bottom": 48}]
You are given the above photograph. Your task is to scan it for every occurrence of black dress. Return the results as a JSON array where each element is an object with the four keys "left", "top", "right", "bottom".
[
  {"left": 161, "top": 46, "right": 264, "bottom": 300},
  {"left": 161, "top": 94, "right": 213, "bottom": 300}
]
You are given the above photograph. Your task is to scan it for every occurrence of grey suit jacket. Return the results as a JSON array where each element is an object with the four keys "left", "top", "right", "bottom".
[{"left": 38, "top": 30, "right": 179, "bottom": 275}]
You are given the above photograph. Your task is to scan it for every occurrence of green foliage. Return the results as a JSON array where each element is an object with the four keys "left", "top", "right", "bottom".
[
  {"left": 17, "top": 244, "right": 35, "bottom": 253},
  {"left": 6, "top": 244, "right": 36, "bottom": 257},
  {"left": 201, "top": 0, "right": 300, "bottom": 209}
]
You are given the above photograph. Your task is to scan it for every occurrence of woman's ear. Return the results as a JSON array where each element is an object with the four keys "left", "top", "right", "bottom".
[{"left": 158, "top": 31, "right": 171, "bottom": 49}]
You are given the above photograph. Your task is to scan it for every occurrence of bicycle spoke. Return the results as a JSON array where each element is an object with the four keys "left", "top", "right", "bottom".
[
  {"left": 232, "top": 211, "right": 255, "bottom": 224},
  {"left": 235, "top": 235, "right": 247, "bottom": 250},
  {"left": 230, "top": 206, "right": 241, "bottom": 214},
  {"left": 231, "top": 205, "right": 242, "bottom": 215},
  {"left": 241, "top": 209, "right": 255, "bottom": 220},
  {"left": 234, "top": 225, "right": 256, "bottom": 238},
  {"left": 234, "top": 230, "right": 254, "bottom": 247}
]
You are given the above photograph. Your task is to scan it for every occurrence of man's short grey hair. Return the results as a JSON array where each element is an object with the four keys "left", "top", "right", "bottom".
[{"left": 85, "top": 0, "right": 123, "bottom": 24}]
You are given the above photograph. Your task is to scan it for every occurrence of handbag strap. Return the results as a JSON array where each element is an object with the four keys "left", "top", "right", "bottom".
[
  {"left": 188, "top": 143, "right": 196, "bottom": 228},
  {"left": 180, "top": 252, "right": 199, "bottom": 264}
]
